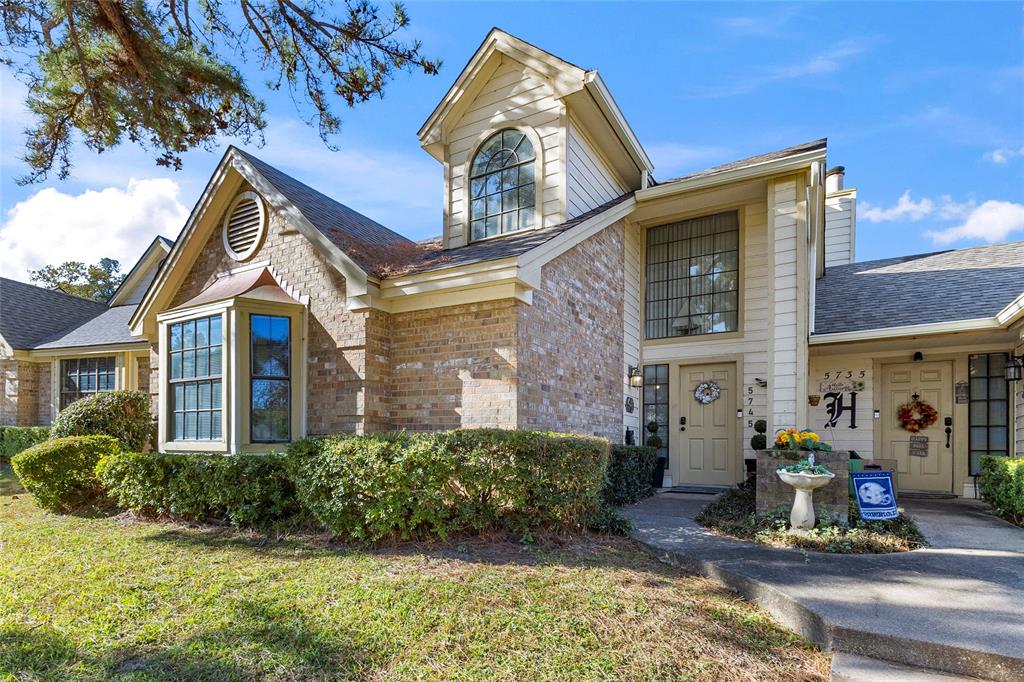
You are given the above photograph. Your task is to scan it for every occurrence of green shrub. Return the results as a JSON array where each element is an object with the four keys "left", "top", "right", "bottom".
[
  {"left": 50, "top": 391, "right": 152, "bottom": 451},
  {"left": 979, "top": 456, "right": 1024, "bottom": 526},
  {"left": 96, "top": 451, "right": 298, "bottom": 529},
  {"left": 604, "top": 445, "right": 657, "bottom": 506},
  {"left": 11, "top": 435, "right": 119, "bottom": 510},
  {"left": 288, "top": 429, "right": 608, "bottom": 541},
  {"left": 0, "top": 426, "right": 50, "bottom": 460}
]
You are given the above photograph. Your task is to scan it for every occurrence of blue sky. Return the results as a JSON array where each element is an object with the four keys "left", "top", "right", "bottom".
[{"left": 1, "top": 1, "right": 1022, "bottom": 279}]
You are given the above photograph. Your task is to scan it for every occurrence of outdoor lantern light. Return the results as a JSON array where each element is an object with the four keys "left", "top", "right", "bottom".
[
  {"left": 629, "top": 366, "right": 644, "bottom": 389},
  {"left": 1005, "top": 356, "right": 1023, "bottom": 382}
]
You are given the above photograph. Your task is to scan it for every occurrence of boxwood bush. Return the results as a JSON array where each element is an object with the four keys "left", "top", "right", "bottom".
[
  {"left": 50, "top": 390, "right": 152, "bottom": 451},
  {"left": 11, "top": 435, "right": 119, "bottom": 510},
  {"left": 288, "top": 429, "right": 609, "bottom": 541},
  {"left": 979, "top": 455, "right": 1024, "bottom": 526},
  {"left": 604, "top": 445, "right": 657, "bottom": 506},
  {"left": 96, "top": 451, "right": 298, "bottom": 529},
  {"left": 0, "top": 426, "right": 50, "bottom": 460}
]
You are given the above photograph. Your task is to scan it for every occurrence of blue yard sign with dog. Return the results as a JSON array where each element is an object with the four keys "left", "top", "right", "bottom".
[{"left": 851, "top": 471, "right": 898, "bottom": 520}]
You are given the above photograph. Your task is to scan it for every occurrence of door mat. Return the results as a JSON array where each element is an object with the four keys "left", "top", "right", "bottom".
[
  {"left": 898, "top": 491, "right": 957, "bottom": 500},
  {"left": 665, "top": 485, "right": 731, "bottom": 495}
]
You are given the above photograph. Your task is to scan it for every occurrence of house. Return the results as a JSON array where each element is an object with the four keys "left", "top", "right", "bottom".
[{"left": 2, "top": 28, "right": 1022, "bottom": 498}]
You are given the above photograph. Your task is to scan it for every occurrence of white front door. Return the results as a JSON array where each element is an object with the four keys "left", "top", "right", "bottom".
[{"left": 671, "top": 363, "right": 739, "bottom": 486}]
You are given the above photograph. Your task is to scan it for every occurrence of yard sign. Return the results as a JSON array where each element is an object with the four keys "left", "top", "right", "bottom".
[{"left": 851, "top": 471, "right": 898, "bottom": 521}]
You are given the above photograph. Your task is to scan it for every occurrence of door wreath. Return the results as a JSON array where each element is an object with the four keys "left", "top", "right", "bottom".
[
  {"left": 694, "top": 381, "right": 721, "bottom": 405},
  {"left": 897, "top": 398, "right": 938, "bottom": 433}
]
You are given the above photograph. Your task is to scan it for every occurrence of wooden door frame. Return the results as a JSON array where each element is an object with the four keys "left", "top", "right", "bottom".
[
  {"left": 876, "top": 358, "right": 955, "bottom": 493},
  {"left": 668, "top": 358, "right": 743, "bottom": 486}
]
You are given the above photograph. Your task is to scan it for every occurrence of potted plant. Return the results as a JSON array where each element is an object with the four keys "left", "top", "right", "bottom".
[
  {"left": 646, "top": 421, "right": 666, "bottom": 488},
  {"left": 772, "top": 429, "right": 835, "bottom": 532}
]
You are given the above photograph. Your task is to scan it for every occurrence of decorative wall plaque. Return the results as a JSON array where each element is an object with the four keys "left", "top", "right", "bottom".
[
  {"left": 909, "top": 434, "right": 929, "bottom": 457},
  {"left": 955, "top": 381, "right": 969, "bottom": 404}
]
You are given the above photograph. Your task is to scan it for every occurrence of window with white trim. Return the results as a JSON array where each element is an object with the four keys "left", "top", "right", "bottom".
[
  {"left": 169, "top": 315, "right": 223, "bottom": 441},
  {"left": 469, "top": 129, "right": 536, "bottom": 240}
]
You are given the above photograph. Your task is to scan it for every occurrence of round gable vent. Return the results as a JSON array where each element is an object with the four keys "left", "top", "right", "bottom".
[{"left": 222, "top": 191, "right": 266, "bottom": 261}]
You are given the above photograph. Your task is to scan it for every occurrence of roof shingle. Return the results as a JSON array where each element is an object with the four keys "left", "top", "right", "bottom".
[
  {"left": 0, "top": 278, "right": 109, "bottom": 350},
  {"left": 814, "top": 241, "right": 1024, "bottom": 335}
]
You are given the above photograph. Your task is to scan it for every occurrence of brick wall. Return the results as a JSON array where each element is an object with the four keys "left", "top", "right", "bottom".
[
  {"left": 517, "top": 222, "right": 625, "bottom": 440},
  {"left": 169, "top": 195, "right": 376, "bottom": 435},
  {"left": 388, "top": 300, "right": 518, "bottom": 431},
  {"left": 0, "top": 358, "right": 18, "bottom": 426},
  {"left": 0, "top": 359, "right": 50, "bottom": 427},
  {"left": 155, "top": 187, "right": 627, "bottom": 440}
]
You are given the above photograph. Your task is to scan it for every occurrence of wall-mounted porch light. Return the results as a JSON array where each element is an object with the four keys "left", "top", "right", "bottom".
[
  {"left": 1005, "top": 355, "right": 1023, "bottom": 382},
  {"left": 629, "top": 366, "right": 644, "bottom": 389}
]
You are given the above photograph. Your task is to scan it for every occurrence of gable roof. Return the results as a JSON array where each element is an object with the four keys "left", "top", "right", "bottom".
[
  {"left": 0, "top": 278, "right": 109, "bottom": 350},
  {"left": 656, "top": 139, "right": 828, "bottom": 187},
  {"left": 233, "top": 149, "right": 414, "bottom": 275},
  {"left": 32, "top": 305, "right": 140, "bottom": 350},
  {"left": 108, "top": 235, "right": 174, "bottom": 306},
  {"left": 814, "top": 241, "right": 1024, "bottom": 335},
  {"left": 418, "top": 28, "right": 651, "bottom": 184}
]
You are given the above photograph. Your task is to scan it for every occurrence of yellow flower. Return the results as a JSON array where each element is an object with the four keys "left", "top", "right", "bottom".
[{"left": 799, "top": 431, "right": 820, "bottom": 443}]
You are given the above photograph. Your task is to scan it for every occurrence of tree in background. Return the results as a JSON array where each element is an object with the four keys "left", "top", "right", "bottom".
[
  {"left": 29, "top": 258, "right": 125, "bottom": 301},
  {"left": 0, "top": 1, "right": 440, "bottom": 183}
]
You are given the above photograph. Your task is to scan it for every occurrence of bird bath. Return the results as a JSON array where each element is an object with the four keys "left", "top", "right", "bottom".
[{"left": 776, "top": 468, "right": 835, "bottom": 532}]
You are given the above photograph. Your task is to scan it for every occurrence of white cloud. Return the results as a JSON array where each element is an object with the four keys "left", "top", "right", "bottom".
[
  {"left": 0, "top": 179, "right": 188, "bottom": 280},
  {"left": 926, "top": 201, "right": 1024, "bottom": 245},
  {"left": 984, "top": 145, "right": 1024, "bottom": 164},
  {"left": 646, "top": 143, "right": 732, "bottom": 178},
  {"left": 860, "top": 190, "right": 935, "bottom": 222},
  {"left": 720, "top": 8, "right": 799, "bottom": 38},
  {"left": 687, "top": 39, "right": 872, "bottom": 98}
]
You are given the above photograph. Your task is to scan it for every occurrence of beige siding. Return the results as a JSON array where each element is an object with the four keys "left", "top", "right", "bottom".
[
  {"left": 825, "top": 189, "right": 856, "bottom": 268},
  {"left": 623, "top": 221, "right": 642, "bottom": 437},
  {"left": 768, "top": 176, "right": 808, "bottom": 431},
  {"left": 641, "top": 198, "right": 771, "bottom": 464},
  {"left": 119, "top": 265, "right": 161, "bottom": 305},
  {"left": 566, "top": 118, "right": 627, "bottom": 218},
  {"left": 808, "top": 355, "right": 875, "bottom": 456},
  {"left": 445, "top": 56, "right": 565, "bottom": 248}
]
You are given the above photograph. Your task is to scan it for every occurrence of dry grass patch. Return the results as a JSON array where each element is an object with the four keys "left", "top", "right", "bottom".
[{"left": 0, "top": 493, "right": 828, "bottom": 681}]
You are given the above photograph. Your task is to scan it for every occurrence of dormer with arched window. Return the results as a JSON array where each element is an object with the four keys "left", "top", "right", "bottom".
[{"left": 418, "top": 29, "right": 652, "bottom": 250}]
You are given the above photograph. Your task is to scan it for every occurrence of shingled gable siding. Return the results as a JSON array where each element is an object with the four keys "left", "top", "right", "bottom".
[
  {"left": 387, "top": 300, "right": 518, "bottom": 430},
  {"left": 163, "top": 203, "right": 385, "bottom": 436},
  {"left": 517, "top": 221, "right": 625, "bottom": 441}
]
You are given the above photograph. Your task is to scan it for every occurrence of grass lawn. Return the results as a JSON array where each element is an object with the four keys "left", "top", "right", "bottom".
[{"left": 0, "top": 491, "right": 828, "bottom": 681}]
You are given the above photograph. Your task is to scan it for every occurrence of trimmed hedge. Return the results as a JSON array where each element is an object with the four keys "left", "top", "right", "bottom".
[
  {"left": 96, "top": 451, "right": 298, "bottom": 529},
  {"left": 11, "top": 435, "right": 119, "bottom": 510},
  {"left": 979, "top": 456, "right": 1024, "bottom": 526},
  {"left": 604, "top": 445, "right": 657, "bottom": 506},
  {"left": 288, "top": 430, "right": 609, "bottom": 541},
  {"left": 50, "top": 391, "right": 152, "bottom": 451},
  {"left": 0, "top": 426, "right": 50, "bottom": 460}
]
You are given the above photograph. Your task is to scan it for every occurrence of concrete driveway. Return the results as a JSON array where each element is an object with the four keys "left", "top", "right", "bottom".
[{"left": 624, "top": 492, "right": 1024, "bottom": 681}]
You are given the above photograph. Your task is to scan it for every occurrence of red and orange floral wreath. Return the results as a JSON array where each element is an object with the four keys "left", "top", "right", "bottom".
[{"left": 897, "top": 398, "right": 939, "bottom": 433}]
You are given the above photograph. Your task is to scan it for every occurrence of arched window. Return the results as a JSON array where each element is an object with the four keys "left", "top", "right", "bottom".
[{"left": 469, "top": 129, "right": 536, "bottom": 240}]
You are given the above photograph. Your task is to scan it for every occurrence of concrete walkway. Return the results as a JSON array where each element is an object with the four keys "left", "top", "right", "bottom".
[{"left": 623, "top": 493, "right": 1024, "bottom": 681}]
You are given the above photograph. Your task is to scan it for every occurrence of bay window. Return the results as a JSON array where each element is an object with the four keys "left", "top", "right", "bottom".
[
  {"left": 168, "top": 314, "right": 223, "bottom": 441},
  {"left": 250, "top": 314, "right": 290, "bottom": 443}
]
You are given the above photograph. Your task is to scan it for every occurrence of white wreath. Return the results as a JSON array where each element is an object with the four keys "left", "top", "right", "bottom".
[{"left": 694, "top": 381, "right": 721, "bottom": 404}]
